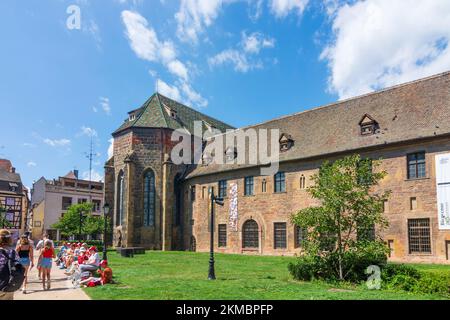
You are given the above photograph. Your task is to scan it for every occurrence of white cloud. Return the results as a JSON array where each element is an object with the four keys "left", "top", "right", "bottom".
[
  {"left": 27, "top": 161, "right": 37, "bottom": 168},
  {"left": 79, "top": 126, "right": 98, "bottom": 137},
  {"left": 209, "top": 49, "right": 253, "bottom": 72},
  {"left": 209, "top": 31, "right": 275, "bottom": 72},
  {"left": 321, "top": 0, "right": 450, "bottom": 99},
  {"left": 156, "top": 79, "right": 182, "bottom": 101},
  {"left": 121, "top": 11, "right": 190, "bottom": 81},
  {"left": 269, "top": 0, "right": 309, "bottom": 18},
  {"left": 82, "top": 169, "right": 104, "bottom": 182},
  {"left": 99, "top": 97, "right": 111, "bottom": 115},
  {"left": 181, "top": 82, "right": 208, "bottom": 108},
  {"left": 43, "top": 138, "right": 71, "bottom": 147},
  {"left": 248, "top": 0, "right": 264, "bottom": 22},
  {"left": 175, "top": 0, "right": 226, "bottom": 44},
  {"left": 242, "top": 31, "right": 275, "bottom": 54},
  {"left": 107, "top": 138, "right": 114, "bottom": 159},
  {"left": 167, "top": 59, "right": 189, "bottom": 80}
]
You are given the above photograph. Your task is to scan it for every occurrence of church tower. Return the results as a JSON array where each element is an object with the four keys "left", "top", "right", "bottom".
[{"left": 104, "top": 93, "right": 233, "bottom": 250}]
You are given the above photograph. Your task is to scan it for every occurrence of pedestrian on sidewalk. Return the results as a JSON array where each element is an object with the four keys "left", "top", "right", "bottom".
[
  {"left": 39, "top": 239, "right": 55, "bottom": 291},
  {"left": 36, "top": 233, "right": 53, "bottom": 280},
  {"left": 16, "top": 234, "right": 34, "bottom": 294},
  {"left": 0, "top": 229, "right": 19, "bottom": 300}
]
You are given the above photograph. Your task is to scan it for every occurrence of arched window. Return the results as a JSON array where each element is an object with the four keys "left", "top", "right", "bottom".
[
  {"left": 242, "top": 219, "right": 259, "bottom": 248},
  {"left": 143, "top": 170, "right": 156, "bottom": 227},
  {"left": 116, "top": 171, "right": 124, "bottom": 226}
]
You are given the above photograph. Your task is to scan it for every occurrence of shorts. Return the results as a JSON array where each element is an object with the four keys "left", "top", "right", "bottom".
[
  {"left": 40, "top": 258, "right": 52, "bottom": 269},
  {"left": 19, "top": 257, "right": 30, "bottom": 267}
]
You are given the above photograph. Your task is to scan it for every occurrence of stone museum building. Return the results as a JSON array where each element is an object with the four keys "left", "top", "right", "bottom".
[{"left": 105, "top": 71, "right": 450, "bottom": 263}]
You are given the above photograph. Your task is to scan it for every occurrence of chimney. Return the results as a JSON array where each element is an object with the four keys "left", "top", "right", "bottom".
[{"left": 74, "top": 170, "right": 79, "bottom": 179}]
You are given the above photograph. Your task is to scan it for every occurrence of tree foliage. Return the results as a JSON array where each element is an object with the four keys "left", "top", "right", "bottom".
[
  {"left": 51, "top": 203, "right": 108, "bottom": 238},
  {"left": 0, "top": 205, "right": 12, "bottom": 228},
  {"left": 290, "top": 154, "right": 391, "bottom": 281}
]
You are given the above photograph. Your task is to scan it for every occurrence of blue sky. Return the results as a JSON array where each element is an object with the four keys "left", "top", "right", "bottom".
[{"left": 1, "top": 0, "right": 450, "bottom": 190}]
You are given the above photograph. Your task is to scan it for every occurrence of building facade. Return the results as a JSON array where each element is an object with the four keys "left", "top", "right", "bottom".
[
  {"left": 105, "top": 71, "right": 450, "bottom": 263},
  {"left": 30, "top": 170, "right": 104, "bottom": 241},
  {"left": 0, "top": 159, "right": 30, "bottom": 244}
]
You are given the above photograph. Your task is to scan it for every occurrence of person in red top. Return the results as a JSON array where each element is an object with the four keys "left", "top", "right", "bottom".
[
  {"left": 39, "top": 239, "right": 55, "bottom": 290},
  {"left": 79, "top": 259, "right": 113, "bottom": 287}
]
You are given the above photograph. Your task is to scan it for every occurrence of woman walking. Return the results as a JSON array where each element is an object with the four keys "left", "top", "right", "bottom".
[
  {"left": 16, "top": 234, "right": 34, "bottom": 294},
  {"left": 39, "top": 239, "right": 55, "bottom": 290}
]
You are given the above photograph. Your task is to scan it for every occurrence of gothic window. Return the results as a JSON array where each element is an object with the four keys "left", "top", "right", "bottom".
[
  {"left": 190, "top": 185, "right": 196, "bottom": 201},
  {"left": 242, "top": 219, "right": 259, "bottom": 249},
  {"left": 299, "top": 175, "right": 306, "bottom": 189},
  {"left": 262, "top": 179, "right": 267, "bottom": 193},
  {"left": 279, "top": 134, "right": 294, "bottom": 152},
  {"left": 143, "top": 170, "right": 156, "bottom": 227},
  {"left": 359, "top": 114, "right": 379, "bottom": 136},
  {"left": 274, "top": 172, "right": 286, "bottom": 193},
  {"left": 116, "top": 171, "right": 125, "bottom": 226}
]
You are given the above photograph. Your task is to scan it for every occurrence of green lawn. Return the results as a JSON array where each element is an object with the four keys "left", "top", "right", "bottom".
[{"left": 83, "top": 251, "right": 449, "bottom": 300}]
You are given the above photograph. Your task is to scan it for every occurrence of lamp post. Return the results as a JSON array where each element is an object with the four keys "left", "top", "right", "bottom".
[
  {"left": 79, "top": 210, "right": 84, "bottom": 242},
  {"left": 102, "top": 203, "right": 110, "bottom": 261},
  {"left": 208, "top": 188, "right": 224, "bottom": 280}
]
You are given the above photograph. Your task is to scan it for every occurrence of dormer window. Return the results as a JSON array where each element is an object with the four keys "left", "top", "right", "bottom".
[
  {"left": 225, "top": 147, "right": 237, "bottom": 162},
  {"left": 129, "top": 114, "right": 136, "bottom": 121},
  {"left": 279, "top": 133, "right": 294, "bottom": 152},
  {"left": 163, "top": 103, "right": 177, "bottom": 119},
  {"left": 359, "top": 114, "right": 379, "bottom": 136}
]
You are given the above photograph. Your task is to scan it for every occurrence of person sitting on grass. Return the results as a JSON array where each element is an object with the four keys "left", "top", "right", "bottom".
[
  {"left": 78, "top": 260, "right": 113, "bottom": 287},
  {"left": 78, "top": 246, "right": 100, "bottom": 274}
]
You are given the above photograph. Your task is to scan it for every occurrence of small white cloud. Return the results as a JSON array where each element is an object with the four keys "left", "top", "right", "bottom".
[
  {"left": 27, "top": 161, "right": 37, "bottom": 168},
  {"left": 82, "top": 169, "right": 103, "bottom": 182},
  {"left": 209, "top": 49, "right": 252, "bottom": 72},
  {"left": 79, "top": 126, "right": 98, "bottom": 137},
  {"left": 43, "top": 138, "right": 71, "bottom": 147},
  {"left": 167, "top": 59, "right": 189, "bottom": 80},
  {"left": 242, "top": 31, "right": 275, "bottom": 54},
  {"left": 269, "top": 0, "right": 309, "bottom": 18},
  {"left": 99, "top": 97, "right": 111, "bottom": 115},
  {"left": 156, "top": 79, "right": 182, "bottom": 101}
]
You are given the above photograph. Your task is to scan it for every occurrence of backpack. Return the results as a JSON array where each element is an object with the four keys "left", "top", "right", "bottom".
[{"left": 0, "top": 249, "right": 25, "bottom": 292}]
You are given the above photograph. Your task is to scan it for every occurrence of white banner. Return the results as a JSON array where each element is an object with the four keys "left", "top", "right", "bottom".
[
  {"left": 436, "top": 153, "right": 450, "bottom": 230},
  {"left": 229, "top": 183, "right": 238, "bottom": 231}
]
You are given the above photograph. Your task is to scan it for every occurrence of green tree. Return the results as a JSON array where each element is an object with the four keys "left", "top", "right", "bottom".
[
  {"left": 0, "top": 205, "right": 12, "bottom": 228},
  {"left": 291, "top": 154, "right": 391, "bottom": 281},
  {"left": 51, "top": 203, "right": 107, "bottom": 239}
]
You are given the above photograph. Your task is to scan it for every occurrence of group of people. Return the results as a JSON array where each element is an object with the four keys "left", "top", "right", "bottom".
[
  {"left": 57, "top": 241, "right": 112, "bottom": 288},
  {"left": 0, "top": 228, "right": 112, "bottom": 300}
]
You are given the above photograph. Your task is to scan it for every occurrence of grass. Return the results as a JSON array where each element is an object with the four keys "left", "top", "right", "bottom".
[{"left": 83, "top": 251, "right": 450, "bottom": 300}]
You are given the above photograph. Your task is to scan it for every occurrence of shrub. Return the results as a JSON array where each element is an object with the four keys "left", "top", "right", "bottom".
[
  {"left": 288, "top": 255, "right": 332, "bottom": 281},
  {"left": 381, "top": 264, "right": 450, "bottom": 296}
]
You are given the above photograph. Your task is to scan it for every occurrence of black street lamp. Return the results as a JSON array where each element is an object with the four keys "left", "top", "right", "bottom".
[
  {"left": 79, "top": 210, "right": 85, "bottom": 241},
  {"left": 208, "top": 189, "right": 224, "bottom": 280},
  {"left": 102, "top": 203, "right": 110, "bottom": 261}
]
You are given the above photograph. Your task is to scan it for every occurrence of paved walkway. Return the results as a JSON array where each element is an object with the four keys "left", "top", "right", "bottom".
[{"left": 15, "top": 252, "right": 90, "bottom": 300}]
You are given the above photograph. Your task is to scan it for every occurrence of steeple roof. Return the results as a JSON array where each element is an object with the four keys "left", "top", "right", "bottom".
[{"left": 113, "top": 93, "right": 234, "bottom": 136}]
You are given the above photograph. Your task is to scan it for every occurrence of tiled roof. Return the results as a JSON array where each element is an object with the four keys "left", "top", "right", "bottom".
[
  {"left": 0, "top": 169, "right": 22, "bottom": 183},
  {"left": 186, "top": 71, "right": 450, "bottom": 179},
  {"left": 113, "top": 93, "right": 234, "bottom": 136}
]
